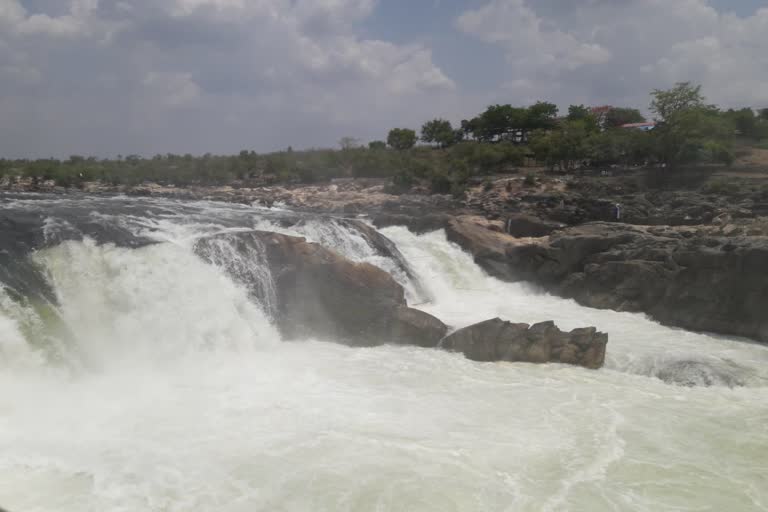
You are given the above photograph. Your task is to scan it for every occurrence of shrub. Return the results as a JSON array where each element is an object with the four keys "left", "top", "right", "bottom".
[{"left": 702, "top": 179, "right": 740, "bottom": 195}]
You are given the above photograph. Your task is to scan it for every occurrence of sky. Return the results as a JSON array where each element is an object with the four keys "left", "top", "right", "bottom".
[{"left": 1, "top": 0, "right": 767, "bottom": 158}]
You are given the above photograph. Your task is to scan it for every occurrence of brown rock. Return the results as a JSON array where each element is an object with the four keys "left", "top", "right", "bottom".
[
  {"left": 441, "top": 318, "right": 608, "bottom": 369},
  {"left": 196, "top": 230, "right": 447, "bottom": 347},
  {"left": 444, "top": 216, "right": 520, "bottom": 280},
  {"left": 389, "top": 306, "right": 448, "bottom": 348},
  {"left": 504, "top": 214, "right": 564, "bottom": 238}
]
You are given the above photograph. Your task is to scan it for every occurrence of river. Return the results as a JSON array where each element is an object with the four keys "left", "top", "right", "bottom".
[{"left": 1, "top": 194, "right": 766, "bottom": 511}]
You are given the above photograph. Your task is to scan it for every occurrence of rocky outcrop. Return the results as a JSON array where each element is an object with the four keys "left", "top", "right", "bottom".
[
  {"left": 371, "top": 213, "right": 450, "bottom": 234},
  {"left": 480, "top": 222, "right": 768, "bottom": 343},
  {"left": 441, "top": 318, "right": 607, "bottom": 369},
  {"left": 507, "top": 223, "right": 768, "bottom": 342},
  {"left": 504, "top": 213, "right": 564, "bottom": 238},
  {"left": 444, "top": 216, "right": 521, "bottom": 281},
  {"left": 390, "top": 306, "right": 450, "bottom": 348},
  {"left": 248, "top": 231, "right": 448, "bottom": 346},
  {"left": 465, "top": 172, "right": 767, "bottom": 228}
]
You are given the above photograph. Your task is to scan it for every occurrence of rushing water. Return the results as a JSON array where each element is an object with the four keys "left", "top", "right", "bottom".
[{"left": 0, "top": 194, "right": 767, "bottom": 511}]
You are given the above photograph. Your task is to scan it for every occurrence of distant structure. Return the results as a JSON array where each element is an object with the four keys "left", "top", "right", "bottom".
[
  {"left": 619, "top": 122, "right": 656, "bottom": 131},
  {"left": 590, "top": 105, "right": 613, "bottom": 129}
]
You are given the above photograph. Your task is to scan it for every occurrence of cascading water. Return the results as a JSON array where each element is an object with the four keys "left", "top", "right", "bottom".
[
  {"left": 381, "top": 226, "right": 768, "bottom": 388},
  {"left": 1, "top": 194, "right": 767, "bottom": 512}
]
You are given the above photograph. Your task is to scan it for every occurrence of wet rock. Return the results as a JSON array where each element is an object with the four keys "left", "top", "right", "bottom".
[
  {"left": 389, "top": 306, "right": 448, "bottom": 348},
  {"left": 444, "top": 216, "right": 520, "bottom": 281},
  {"left": 501, "top": 223, "right": 768, "bottom": 343},
  {"left": 371, "top": 213, "right": 449, "bottom": 234},
  {"left": 441, "top": 318, "right": 608, "bottom": 369},
  {"left": 655, "top": 360, "right": 746, "bottom": 388},
  {"left": 250, "top": 231, "right": 448, "bottom": 347}
]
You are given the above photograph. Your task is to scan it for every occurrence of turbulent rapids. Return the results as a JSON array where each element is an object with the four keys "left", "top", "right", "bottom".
[{"left": 1, "top": 193, "right": 768, "bottom": 511}]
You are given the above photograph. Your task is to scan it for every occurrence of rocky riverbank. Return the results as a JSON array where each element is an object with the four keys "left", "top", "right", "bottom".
[
  {"left": 5, "top": 166, "right": 768, "bottom": 344},
  {"left": 441, "top": 215, "right": 768, "bottom": 343}
]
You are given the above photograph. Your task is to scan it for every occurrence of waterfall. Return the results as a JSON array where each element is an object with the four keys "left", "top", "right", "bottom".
[
  {"left": 0, "top": 194, "right": 767, "bottom": 512},
  {"left": 194, "top": 231, "right": 279, "bottom": 319},
  {"left": 382, "top": 225, "right": 768, "bottom": 388}
]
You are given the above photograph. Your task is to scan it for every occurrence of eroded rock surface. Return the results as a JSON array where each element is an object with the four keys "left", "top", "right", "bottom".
[
  {"left": 445, "top": 218, "right": 768, "bottom": 343},
  {"left": 441, "top": 318, "right": 608, "bottom": 369},
  {"left": 217, "top": 230, "right": 449, "bottom": 347}
]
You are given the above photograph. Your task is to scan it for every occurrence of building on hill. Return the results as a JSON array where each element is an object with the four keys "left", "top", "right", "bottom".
[
  {"left": 590, "top": 106, "right": 613, "bottom": 129},
  {"left": 619, "top": 122, "right": 656, "bottom": 131}
]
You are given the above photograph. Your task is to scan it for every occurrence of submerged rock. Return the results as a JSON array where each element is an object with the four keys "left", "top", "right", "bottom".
[
  {"left": 655, "top": 360, "right": 746, "bottom": 388},
  {"left": 441, "top": 318, "right": 608, "bottom": 369}
]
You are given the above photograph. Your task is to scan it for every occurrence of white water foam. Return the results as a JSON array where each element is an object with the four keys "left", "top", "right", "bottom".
[
  {"left": 0, "top": 205, "right": 767, "bottom": 511},
  {"left": 382, "top": 226, "right": 768, "bottom": 388}
]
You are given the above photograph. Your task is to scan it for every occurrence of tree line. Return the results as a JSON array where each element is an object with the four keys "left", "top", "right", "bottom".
[
  {"left": 2, "top": 83, "right": 767, "bottom": 195},
  {"left": 381, "top": 83, "right": 768, "bottom": 170}
]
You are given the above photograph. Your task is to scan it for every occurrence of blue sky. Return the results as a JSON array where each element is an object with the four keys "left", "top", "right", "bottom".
[{"left": 1, "top": 0, "right": 768, "bottom": 157}]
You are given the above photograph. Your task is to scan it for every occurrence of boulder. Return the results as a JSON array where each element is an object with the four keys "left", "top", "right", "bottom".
[
  {"left": 335, "top": 218, "right": 424, "bottom": 293},
  {"left": 389, "top": 306, "right": 448, "bottom": 348},
  {"left": 444, "top": 216, "right": 521, "bottom": 281},
  {"left": 441, "top": 318, "right": 607, "bottom": 369},
  {"left": 502, "top": 222, "right": 768, "bottom": 343},
  {"left": 504, "top": 213, "right": 564, "bottom": 238},
  {"left": 371, "top": 213, "right": 451, "bottom": 234},
  {"left": 218, "top": 231, "right": 448, "bottom": 347}
]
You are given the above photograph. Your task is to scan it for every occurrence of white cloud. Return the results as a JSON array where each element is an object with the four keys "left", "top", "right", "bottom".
[
  {"left": 0, "top": 0, "right": 25, "bottom": 26},
  {"left": 1, "top": 0, "right": 118, "bottom": 39},
  {"left": 0, "top": 0, "right": 455, "bottom": 157},
  {"left": 143, "top": 71, "right": 202, "bottom": 107},
  {"left": 457, "top": 0, "right": 612, "bottom": 74},
  {"left": 458, "top": 0, "right": 768, "bottom": 109},
  {"left": 8, "top": 0, "right": 766, "bottom": 158}
]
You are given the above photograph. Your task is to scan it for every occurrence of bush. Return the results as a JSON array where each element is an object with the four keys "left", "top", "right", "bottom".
[
  {"left": 450, "top": 182, "right": 468, "bottom": 198},
  {"left": 704, "top": 141, "right": 735, "bottom": 166},
  {"left": 702, "top": 179, "right": 740, "bottom": 195},
  {"left": 429, "top": 173, "right": 452, "bottom": 194}
]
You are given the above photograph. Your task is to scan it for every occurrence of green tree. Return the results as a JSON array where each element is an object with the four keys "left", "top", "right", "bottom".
[
  {"left": 650, "top": 82, "right": 706, "bottom": 122},
  {"left": 567, "top": 104, "right": 600, "bottom": 133},
  {"left": 452, "top": 141, "right": 525, "bottom": 174},
  {"left": 472, "top": 105, "right": 516, "bottom": 142},
  {"left": 649, "top": 83, "right": 737, "bottom": 167},
  {"left": 588, "top": 129, "right": 653, "bottom": 166},
  {"left": 368, "top": 140, "right": 387, "bottom": 150},
  {"left": 387, "top": 128, "right": 417, "bottom": 150},
  {"left": 567, "top": 105, "right": 592, "bottom": 121},
  {"left": 724, "top": 108, "right": 758, "bottom": 138},
  {"left": 604, "top": 108, "right": 646, "bottom": 128},
  {"left": 529, "top": 120, "right": 591, "bottom": 170},
  {"left": 421, "top": 118, "right": 455, "bottom": 148},
  {"left": 653, "top": 104, "right": 734, "bottom": 167},
  {"left": 339, "top": 137, "right": 360, "bottom": 150},
  {"left": 471, "top": 102, "right": 555, "bottom": 143},
  {"left": 525, "top": 101, "right": 559, "bottom": 131},
  {"left": 460, "top": 118, "right": 479, "bottom": 140}
]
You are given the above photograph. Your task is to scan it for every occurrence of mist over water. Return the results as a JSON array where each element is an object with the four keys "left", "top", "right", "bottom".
[{"left": 1, "top": 196, "right": 767, "bottom": 511}]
